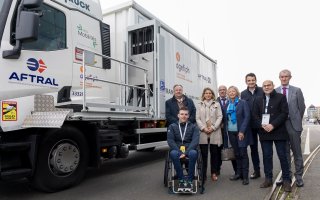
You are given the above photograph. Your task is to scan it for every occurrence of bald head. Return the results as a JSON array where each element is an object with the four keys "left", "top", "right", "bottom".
[{"left": 262, "top": 80, "right": 274, "bottom": 95}]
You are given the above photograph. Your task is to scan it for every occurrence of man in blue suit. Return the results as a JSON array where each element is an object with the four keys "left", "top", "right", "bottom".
[
  {"left": 166, "top": 84, "right": 196, "bottom": 126},
  {"left": 276, "top": 69, "right": 306, "bottom": 187}
]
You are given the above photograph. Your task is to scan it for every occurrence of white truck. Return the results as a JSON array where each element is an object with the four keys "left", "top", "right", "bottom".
[{"left": 0, "top": 0, "right": 217, "bottom": 192}]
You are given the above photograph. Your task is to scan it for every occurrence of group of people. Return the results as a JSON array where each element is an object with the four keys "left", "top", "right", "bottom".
[{"left": 166, "top": 69, "right": 305, "bottom": 193}]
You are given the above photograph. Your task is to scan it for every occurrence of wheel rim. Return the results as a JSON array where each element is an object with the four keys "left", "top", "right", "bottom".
[{"left": 48, "top": 139, "right": 80, "bottom": 177}]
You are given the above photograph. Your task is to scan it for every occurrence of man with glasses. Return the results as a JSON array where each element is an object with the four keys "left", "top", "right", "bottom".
[{"left": 253, "top": 80, "right": 291, "bottom": 192}]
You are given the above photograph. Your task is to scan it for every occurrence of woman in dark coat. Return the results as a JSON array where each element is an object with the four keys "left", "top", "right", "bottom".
[{"left": 223, "top": 86, "right": 252, "bottom": 185}]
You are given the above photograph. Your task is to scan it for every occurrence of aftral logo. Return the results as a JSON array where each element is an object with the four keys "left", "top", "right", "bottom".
[
  {"left": 27, "top": 58, "right": 47, "bottom": 73},
  {"left": 8, "top": 58, "right": 59, "bottom": 87}
]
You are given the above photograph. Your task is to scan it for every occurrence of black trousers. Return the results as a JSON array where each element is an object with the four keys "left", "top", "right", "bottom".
[
  {"left": 228, "top": 131, "right": 249, "bottom": 179},
  {"left": 200, "top": 143, "right": 220, "bottom": 176}
]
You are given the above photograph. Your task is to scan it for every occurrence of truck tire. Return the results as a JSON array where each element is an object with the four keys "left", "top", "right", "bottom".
[{"left": 31, "top": 126, "right": 89, "bottom": 192}]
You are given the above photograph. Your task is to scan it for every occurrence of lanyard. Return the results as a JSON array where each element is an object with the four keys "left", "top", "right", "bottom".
[
  {"left": 265, "top": 96, "right": 270, "bottom": 114},
  {"left": 178, "top": 122, "right": 188, "bottom": 144}
]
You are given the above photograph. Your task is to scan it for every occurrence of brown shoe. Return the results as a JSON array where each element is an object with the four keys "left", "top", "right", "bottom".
[
  {"left": 211, "top": 173, "right": 218, "bottom": 181},
  {"left": 260, "top": 180, "right": 272, "bottom": 188},
  {"left": 283, "top": 182, "right": 292, "bottom": 192}
]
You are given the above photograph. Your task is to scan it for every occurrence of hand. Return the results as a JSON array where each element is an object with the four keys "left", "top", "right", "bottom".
[
  {"left": 203, "top": 128, "right": 210, "bottom": 135},
  {"left": 179, "top": 154, "right": 186, "bottom": 159},
  {"left": 238, "top": 132, "right": 244, "bottom": 140},
  {"left": 208, "top": 127, "right": 214, "bottom": 133},
  {"left": 262, "top": 124, "right": 274, "bottom": 133}
]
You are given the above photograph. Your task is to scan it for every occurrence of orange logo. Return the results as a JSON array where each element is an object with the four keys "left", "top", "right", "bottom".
[{"left": 176, "top": 52, "right": 180, "bottom": 62}]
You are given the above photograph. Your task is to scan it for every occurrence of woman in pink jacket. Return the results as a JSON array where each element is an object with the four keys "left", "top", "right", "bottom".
[{"left": 196, "top": 87, "right": 223, "bottom": 181}]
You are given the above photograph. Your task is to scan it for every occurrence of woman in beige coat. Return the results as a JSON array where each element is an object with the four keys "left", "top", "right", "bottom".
[{"left": 196, "top": 87, "right": 223, "bottom": 181}]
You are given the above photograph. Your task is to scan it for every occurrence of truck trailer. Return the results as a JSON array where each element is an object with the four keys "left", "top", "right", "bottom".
[{"left": 0, "top": 0, "right": 217, "bottom": 192}]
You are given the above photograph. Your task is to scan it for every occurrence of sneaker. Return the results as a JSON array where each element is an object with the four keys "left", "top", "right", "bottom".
[
  {"left": 185, "top": 181, "right": 193, "bottom": 192},
  {"left": 177, "top": 180, "right": 185, "bottom": 190}
]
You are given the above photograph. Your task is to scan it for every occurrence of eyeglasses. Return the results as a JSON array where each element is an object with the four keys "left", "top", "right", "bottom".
[{"left": 263, "top": 84, "right": 272, "bottom": 88}]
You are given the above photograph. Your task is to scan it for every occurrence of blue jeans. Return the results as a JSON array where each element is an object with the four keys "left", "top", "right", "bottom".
[
  {"left": 170, "top": 149, "right": 198, "bottom": 181},
  {"left": 260, "top": 140, "right": 291, "bottom": 182}
]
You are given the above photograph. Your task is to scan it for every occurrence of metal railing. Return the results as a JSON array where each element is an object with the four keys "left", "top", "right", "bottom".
[{"left": 81, "top": 49, "right": 150, "bottom": 115}]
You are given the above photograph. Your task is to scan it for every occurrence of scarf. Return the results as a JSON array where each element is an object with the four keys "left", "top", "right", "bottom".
[
  {"left": 176, "top": 96, "right": 185, "bottom": 109},
  {"left": 227, "top": 97, "right": 239, "bottom": 124}
]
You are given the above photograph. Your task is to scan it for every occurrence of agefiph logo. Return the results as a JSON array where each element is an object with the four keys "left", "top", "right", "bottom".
[
  {"left": 8, "top": 58, "right": 59, "bottom": 87},
  {"left": 27, "top": 58, "right": 47, "bottom": 73},
  {"left": 175, "top": 52, "right": 190, "bottom": 74}
]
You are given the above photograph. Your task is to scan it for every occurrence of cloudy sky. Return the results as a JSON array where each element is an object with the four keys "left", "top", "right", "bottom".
[{"left": 101, "top": 0, "right": 320, "bottom": 108}]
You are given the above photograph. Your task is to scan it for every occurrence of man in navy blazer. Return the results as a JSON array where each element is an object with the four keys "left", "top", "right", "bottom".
[
  {"left": 276, "top": 69, "right": 306, "bottom": 187},
  {"left": 166, "top": 84, "right": 196, "bottom": 126}
]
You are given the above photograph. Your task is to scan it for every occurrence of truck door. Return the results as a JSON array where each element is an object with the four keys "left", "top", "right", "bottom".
[
  {"left": 0, "top": 1, "right": 72, "bottom": 100},
  {"left": 127, "top": 20, "right": 157, "bottom": 112}
]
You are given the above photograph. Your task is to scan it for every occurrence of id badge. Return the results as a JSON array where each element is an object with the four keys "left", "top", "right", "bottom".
[
  {"left": 180, "top": 145, "right": 186, "bottom": 153},
  {"left": 262, "top": 114, "right": 270, "bottom": 125}
]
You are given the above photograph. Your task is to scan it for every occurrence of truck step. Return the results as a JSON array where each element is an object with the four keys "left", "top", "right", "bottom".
[
  {"left": 0, "top": 142, "right": 31, "bottom": 152},
  {"left": 1, "top": 168, "right": 32, "bottom": 180}
]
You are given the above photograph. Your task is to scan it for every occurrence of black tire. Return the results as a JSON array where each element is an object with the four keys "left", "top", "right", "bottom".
[
  {"left": 163, "top": 152, "right": 170, "bottom": 187},
  {"left": 31, "top": 126, "right": 89, "bottom": 192}
]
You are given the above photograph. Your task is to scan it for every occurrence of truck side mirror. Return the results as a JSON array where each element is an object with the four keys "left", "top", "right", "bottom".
[
  {"left": 23, "top": 0, "right": 43, "bottom": 8},
  {"left": 2, "top": 11, "right": 39, "bottom": 59},
  {"left": 16, "top": 11, "right": 39, "bottom": 41}
]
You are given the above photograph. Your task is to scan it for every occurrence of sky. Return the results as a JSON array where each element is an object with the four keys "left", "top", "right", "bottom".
[{"left": 101, "top": 0, "right": 320, "bottom": 108}]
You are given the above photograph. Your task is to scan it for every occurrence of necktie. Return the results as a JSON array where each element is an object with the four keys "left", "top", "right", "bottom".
[
  {"left": 221, "top": 98, "right": 226, "bottom": 107},
  {"left": 282, "top": 87, "right": 287, "bottom": 96}
]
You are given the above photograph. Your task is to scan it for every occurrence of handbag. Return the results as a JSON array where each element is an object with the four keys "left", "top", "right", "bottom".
[
  {"left": 221, "top": 147, "right": 235, "bottom": 161},
  {"left": 221, "top": 131, "right": 235, "bottom": 161}
]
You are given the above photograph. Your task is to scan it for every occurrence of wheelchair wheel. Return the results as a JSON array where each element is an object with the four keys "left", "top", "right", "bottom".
[
  {"left": 197, "top": 151, "right": 204, "bottom": 190},
  {"left": 163, "top": 151, "right": 173, "bottom": 187}
]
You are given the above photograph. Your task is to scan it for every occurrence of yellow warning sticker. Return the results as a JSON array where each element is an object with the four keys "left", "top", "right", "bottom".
[{"left": 2, "top": 101, "right": 17, "bottom": 121}]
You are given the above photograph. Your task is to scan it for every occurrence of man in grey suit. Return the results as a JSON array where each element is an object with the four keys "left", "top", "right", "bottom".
[{"left": 276, "top": 69, "right": 306, "bottom": 187}]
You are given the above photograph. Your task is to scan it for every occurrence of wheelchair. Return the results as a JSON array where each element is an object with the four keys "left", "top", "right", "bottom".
[{"left": 163, "top": 149, "right": 205, "bottom": 194}]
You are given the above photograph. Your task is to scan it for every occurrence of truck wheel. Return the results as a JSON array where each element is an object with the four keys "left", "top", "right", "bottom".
[{"left": 31, "top": 126, "right": 88, "bottom": 192}]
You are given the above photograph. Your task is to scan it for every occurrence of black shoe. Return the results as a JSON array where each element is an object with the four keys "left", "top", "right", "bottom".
[
  {"left": 283, "top": 181, "right": 292, "bottom": 192},
  {"left": 276, "top": 179, "right": 283, "bottom": 186},
  {"left": 250, "top": 171, "right": 261, "bottom": 179},
  {"left": 296, "top": 179, "right": 304, "bottom": 187},
  {"left": 260, "top": 179, "right": 273, "bottom": 188},
  {"left": 242, "top": 179, "right": 249, "bottom": 185},
  {"left": 229, "top": 174, "right": 241, "bottom": 181}
]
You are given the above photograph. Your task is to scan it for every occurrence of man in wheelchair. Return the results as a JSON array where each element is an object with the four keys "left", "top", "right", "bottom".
[{"left": 167, "top": 106, "right": 200, "bottom": 192}]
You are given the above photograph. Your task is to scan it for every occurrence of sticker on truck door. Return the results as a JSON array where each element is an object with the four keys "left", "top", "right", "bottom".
[{"left": 2, "top": 101, "right": 17, "bottom": 121}]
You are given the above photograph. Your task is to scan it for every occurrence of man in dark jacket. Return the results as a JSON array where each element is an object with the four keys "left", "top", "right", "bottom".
[
  {"left": 252, "top": 80, "right": 291, "bottom": 192},
  {"left": 167, "top": 107, "right": 199, "bottom": 190},
  {"left": 240, "top": 73, "right": 264, "bottom": 179},
  {"left": 217, "top": 85, "right": 237, "bottom": 175},
  {"left": 166, "top": 84, "right": 196, "bottom": 126}
]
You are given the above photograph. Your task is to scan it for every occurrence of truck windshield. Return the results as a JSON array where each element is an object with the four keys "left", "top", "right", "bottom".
[
  {"left": 0, "top": 0, "right": 12, "bottom": 45},
  {"left": 0, "top": 0, "right": 4, "bottom": 11}
]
